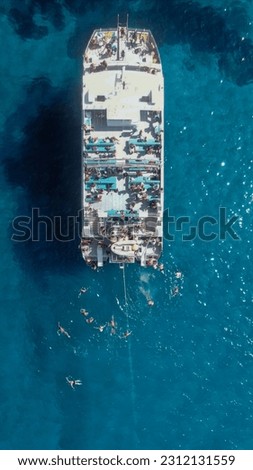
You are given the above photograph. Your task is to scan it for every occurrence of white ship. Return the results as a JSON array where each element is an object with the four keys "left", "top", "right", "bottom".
[{"left": 81, "top": 16, "right": 164, "bottom": 269}]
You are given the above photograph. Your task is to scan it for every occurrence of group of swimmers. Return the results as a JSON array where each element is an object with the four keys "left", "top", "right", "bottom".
[
  {"left": 80, "top": 286, "right": 134, "bottom": 338},
  {"left": 80, "top": 306, "right": 132, "bottom": 339},
  {"left": 60, "top": 269, "right": 183, "bottom": 389},
  {"left": 78, "top": 287, "right": 133, "bottom": 339}
]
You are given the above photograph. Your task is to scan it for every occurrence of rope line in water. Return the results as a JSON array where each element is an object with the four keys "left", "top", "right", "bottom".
[
  {"left": 121, "top": 265, "right": 139, "bottom": 446},
  {"left": 122, "top": 263, "right": 128, "bottom": 306}
]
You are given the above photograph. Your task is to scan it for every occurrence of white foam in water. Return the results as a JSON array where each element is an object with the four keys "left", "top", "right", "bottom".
[
  {"left": 139, "top": 285, "right": 150, "bottom": 301},
  {"left": 116, "top": 297, "right": 124, "bottom": 312},
  {"left": 139, "top": 272, "right": 151, "bottom": 284}
]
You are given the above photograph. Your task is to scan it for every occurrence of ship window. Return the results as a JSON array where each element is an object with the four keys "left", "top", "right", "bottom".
[
  {"left": 140, "top": 95, "right": 149, "bottom": 103},
  {"left": 140, "top": 91, "right": 152, "bottom": 103},
  {"left": 96, "top": 95, "right": 106, "bottom": 101},
  {"left": 140, "top": 110, "right": 148, "bottom": 121}
]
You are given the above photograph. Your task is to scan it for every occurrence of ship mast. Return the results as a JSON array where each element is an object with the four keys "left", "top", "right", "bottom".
[
  {"left": 117, "top": 14, "right": 120, "bottom": 61},
  {"left": 117, "top": 13, "right": 129, "bottom": 61}
]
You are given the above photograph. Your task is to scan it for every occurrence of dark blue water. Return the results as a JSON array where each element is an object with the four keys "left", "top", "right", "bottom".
[{"left": 1, "top": 0, "right": 253, "bottom": 450}]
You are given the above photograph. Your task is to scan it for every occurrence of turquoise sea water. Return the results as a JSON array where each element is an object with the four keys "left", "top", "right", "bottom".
[{"left": 1, "top": 0, "right": 253, "bottom": 450}]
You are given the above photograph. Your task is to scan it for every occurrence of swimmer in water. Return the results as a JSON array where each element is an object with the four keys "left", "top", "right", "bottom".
[
  {"left": 57, "top": 322, "right": 71, "bottom": 338},
  {"left": 175, "top": 271, "right": 182, "bottom": 279},
  {"left": 86, "top": 317, "right": 95, "bottom": 324},
  {"left": 171, "top": 286, "right": 179, "bottom": 297},
  {"left": 108, "top": 315, "right": 117, "bottom": 328},
  {"left": 80, "top": 308, "right": 89, "bottom": 316},
  {"left": 108, "top": 315, "right": 117, "bottom": 335},
  {"left": 120, "top": 330, "right": 132, "bottom": 339},
  {"left": 78, "top": 287, "right": 89, "bottom": 298},
  {"left": 147, "top": 299, "right": 154, "bottom": 306},
  {"left": 66, "top": 377, "right": 82, "bottom": 390},
  {"left": 94, "top": 324, "right": 107, "bottom": 332}
]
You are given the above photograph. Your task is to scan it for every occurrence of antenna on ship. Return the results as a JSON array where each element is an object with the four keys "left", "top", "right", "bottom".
[
  {"left": 117, "top": 14, "right": 120, "bottom": 61},
  {"left": 122, "top": 263, "right": 128, "bottom": 306},
  {"left": 116, "top": 13, "right": 129, "bottom": 60}
]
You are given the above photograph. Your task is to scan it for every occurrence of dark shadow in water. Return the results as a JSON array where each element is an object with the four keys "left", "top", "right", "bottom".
[
  {"left": 8, "top": 7, "right": 48, "bottom": 39},
  {"left": 63, "top": 0, "right": 253, "bottom": 85},
  {"left": 2, "top": 78, "right": 84, "bottom": 280},
  {"left": 6, "top": 0, "right": 105, "bottom": 40},
  {"left": 147, "top": 0, "right": 253, "bottom": 86}
]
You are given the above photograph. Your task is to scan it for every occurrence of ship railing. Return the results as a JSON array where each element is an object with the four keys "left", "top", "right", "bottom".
[
  {"left": 91, "top": 28, "right": 152, "bottom": 35},
  {"left": 84, "top": 63, "right": 161, "bottom": 74},
  {"left": 130, "top": 176, "right": 160, "bottom": 184},
  {"left": 83, "top": 157, "right": 161, "bottom": 167},
  {"left": 128, "top": 137, "right": 161, "bottom": 147},
  {"left": 84, "top": 27, "right": 161, "bottom": 66}
]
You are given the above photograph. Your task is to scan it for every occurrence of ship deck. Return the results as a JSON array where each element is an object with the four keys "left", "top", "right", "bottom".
[{"left": 81, "top": 27, "right": 164, "bottom": 268}]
